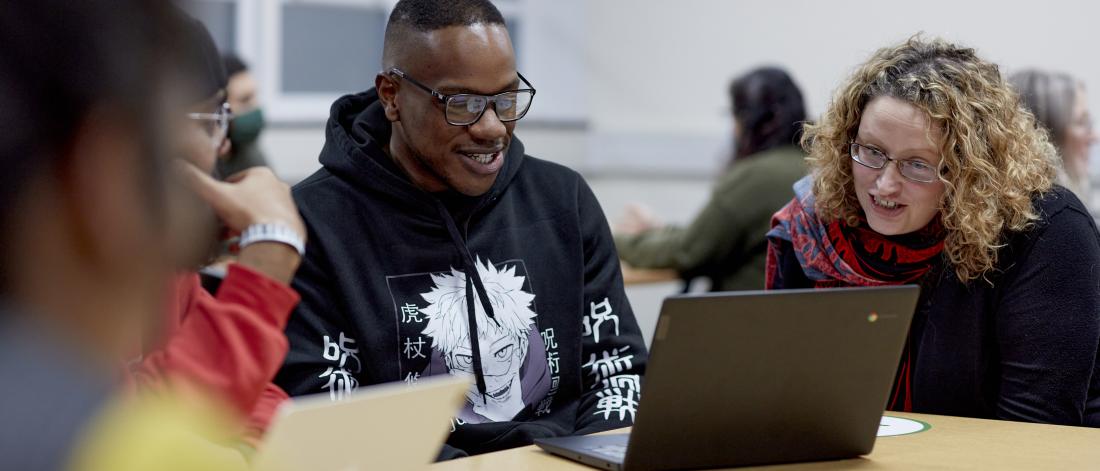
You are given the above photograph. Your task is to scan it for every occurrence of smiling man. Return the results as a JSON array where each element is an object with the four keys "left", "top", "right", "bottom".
[{"left": 274, "top": 0, "right": 647, "bottom": 459}]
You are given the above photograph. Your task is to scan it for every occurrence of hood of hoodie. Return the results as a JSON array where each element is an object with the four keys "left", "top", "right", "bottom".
[
  {"left": 317, "top": 87, "right": 527, "bottom": 403},
  {"left": 318, "top": 87, "right": 526, "bottom": 219}
]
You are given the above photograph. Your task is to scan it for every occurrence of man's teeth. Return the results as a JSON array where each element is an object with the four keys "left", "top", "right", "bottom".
[
  {"left": 873, "top": 195, "right": 899, "bottom": 209},
  {"left": 464, "top": 152, "right": 496, "bottom": 164}
]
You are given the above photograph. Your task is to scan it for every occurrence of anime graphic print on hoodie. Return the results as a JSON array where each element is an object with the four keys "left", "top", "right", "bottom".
[
  {"left": 274, "top": 88, "right": 648, "bottom": 457},
  {"left": 391, "top": 258, "right": 551, "bottom": 424}
]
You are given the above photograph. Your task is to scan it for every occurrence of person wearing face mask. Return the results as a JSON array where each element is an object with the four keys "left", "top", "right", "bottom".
[
  {"left": 1009, "top": 69, "right": 1098, "bottom": 210},
  {"left": 275, "top": 0, "right": 647, "bottom": 459},
  {"left": 767, "top": 36, "right": 1100, "bottom": 427},
  {"left": 217, "top": 54, "right": 270, "bottom": 178}
]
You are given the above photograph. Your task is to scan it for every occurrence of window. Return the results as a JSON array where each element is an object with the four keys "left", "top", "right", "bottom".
[
  {"left": 279, "top": 3, "right": 386, "bottom": 94},
  {"left": 184, "top": 0, "right": 585, "bottom": 125}
]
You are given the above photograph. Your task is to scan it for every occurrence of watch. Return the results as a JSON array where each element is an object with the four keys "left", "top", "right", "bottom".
[{"left": 239, "top": 222, "right": 306, "bottom": 256}]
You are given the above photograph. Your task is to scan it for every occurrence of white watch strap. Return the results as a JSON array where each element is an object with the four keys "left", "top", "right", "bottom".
[{"left": 239, "top": 223, "right": 305, "bottom": 256}]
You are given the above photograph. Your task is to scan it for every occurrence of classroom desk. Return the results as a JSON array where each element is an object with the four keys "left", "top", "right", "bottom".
[{"left": 430, "top": 412, "right": 1100, "bottom": 470}]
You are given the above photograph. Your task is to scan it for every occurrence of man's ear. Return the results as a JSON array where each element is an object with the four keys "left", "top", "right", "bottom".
[
  {"left": 376, "top": 73, "right": 400, "bottom": 122},
  {"left": 217, "top": 136, "right": 232, "bottom": 160}
]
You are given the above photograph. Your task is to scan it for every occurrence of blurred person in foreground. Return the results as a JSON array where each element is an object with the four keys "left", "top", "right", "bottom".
[
  {"left": 1010, "top": 69, "right": 1098, "bottom": 209},
  {"left": 768, "top": 36, "right": 1100, "bottom": 426},
  {"left": 615, "top": 67, "right": 808, "bottom": 291},
  {"left": 0, "top": 1, "right": 251, "bottom": 469}
]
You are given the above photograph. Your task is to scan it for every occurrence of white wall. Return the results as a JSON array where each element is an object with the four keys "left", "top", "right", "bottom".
[
  {"left": 267, "top": 0, "right": 1100, "bottom": 183},
  {"left": 587, "top": 0, "right": 1100, "bottom": 174}
]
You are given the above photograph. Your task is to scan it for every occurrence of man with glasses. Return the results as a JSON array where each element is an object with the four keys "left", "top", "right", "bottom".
[
  {"left": 275, "top": 0, "right": 647, "bottom": 459},
  {"left": 187, "top": 101, "right": 232, "bottom": 159},
  {"left": 130, "top": 11, "right": 307, "bottom": 447}
]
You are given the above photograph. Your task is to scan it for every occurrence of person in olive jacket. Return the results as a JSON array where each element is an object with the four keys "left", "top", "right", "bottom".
[{"left": 615, "top": 67, "right": 807, "bottom": 291}]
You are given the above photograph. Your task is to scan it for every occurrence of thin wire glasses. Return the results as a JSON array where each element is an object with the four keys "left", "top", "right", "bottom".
[
  {"left": 187, "top": 102, "right": 231, "bottom": 149},
  {"left": 850, "top": 141, "right": 940, "bottom": 183},
  {"left": 389, "top": 68, "right": 536, "bottom": 126}
]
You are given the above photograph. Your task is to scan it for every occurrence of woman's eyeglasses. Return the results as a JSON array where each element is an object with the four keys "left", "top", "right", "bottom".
[{"left": 850, "top": 141, "right": 940, "bottom": 183}]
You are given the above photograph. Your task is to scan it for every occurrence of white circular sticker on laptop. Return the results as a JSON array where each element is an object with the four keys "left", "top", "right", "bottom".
[{"left": 877, "top": 416, "right": 930, "bottom": 436}]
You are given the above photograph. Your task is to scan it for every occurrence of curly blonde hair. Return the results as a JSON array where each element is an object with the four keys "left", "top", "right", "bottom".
[{"left": 803, "top": 36, "right": 1058, "bottom": 282}]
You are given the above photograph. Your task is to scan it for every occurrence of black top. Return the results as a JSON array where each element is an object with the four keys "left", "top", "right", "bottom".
[
  {"left": 276, "top": 89, "right": 649, "bottom": 457},
  {"left": 772, "top": 187, "right": 1100, "bottom": 426}
]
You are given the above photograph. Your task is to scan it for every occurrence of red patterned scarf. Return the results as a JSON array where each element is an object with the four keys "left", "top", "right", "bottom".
[{"left": 767, "top": 177, "right": 945, "bottom": 411}]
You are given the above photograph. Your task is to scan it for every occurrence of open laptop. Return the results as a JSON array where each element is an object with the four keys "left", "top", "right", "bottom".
[
  {"left": 252, "top": 375, "right": 468, "bottom": 471},
  {"left": 536, "top": 286, "right": 919, "bottom": 471}
]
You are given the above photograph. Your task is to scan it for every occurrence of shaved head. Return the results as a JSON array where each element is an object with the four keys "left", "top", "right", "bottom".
[{"left": 382, "top": 0, "right": 507, "bottom": 69}]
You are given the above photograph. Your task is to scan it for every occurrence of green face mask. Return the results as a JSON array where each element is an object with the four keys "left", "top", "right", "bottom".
[{"left": 229, "top": 108, "right": 265, "bottom": 147}]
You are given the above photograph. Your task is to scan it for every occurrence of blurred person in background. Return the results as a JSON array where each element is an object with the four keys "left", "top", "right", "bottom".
[
  {"left": 615, "top": 67, "right": 807, "bottom": 291},
  {"left": 0, "top": 1, "right": 249, "bottom": 469},
  {"left": 218, "top": 54, "right": 270, "bottom": 177},
  {"left": 1010, "top": 69, "right": 1098, "bottom": 208},
  {"left": 768, "top": 37, "right": 1100, "bottom": 426},
  {"left": 131, "top": 10, "right": 307, "bottom": 448}
]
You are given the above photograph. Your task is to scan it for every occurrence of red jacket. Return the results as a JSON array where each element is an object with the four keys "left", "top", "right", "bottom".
[{"left": 130, "top": 263, "right": 299, "bottom": 442}]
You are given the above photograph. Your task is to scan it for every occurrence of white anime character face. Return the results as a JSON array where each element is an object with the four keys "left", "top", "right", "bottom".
[
  {"left": 445, "top": 323, "right": 529, "bottom": 417},
  {"left": 420, "top": 258, "right": 537, "bottom": 422}
]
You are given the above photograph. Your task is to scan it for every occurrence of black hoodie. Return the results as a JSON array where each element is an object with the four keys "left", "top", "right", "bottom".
[{"left": 274, "top": 89, "right": 648, "bottom": 457}]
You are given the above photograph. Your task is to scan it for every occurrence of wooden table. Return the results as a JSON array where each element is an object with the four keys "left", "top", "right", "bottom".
[
  {"left": 430, "top": 412, "right": 1100, "bottom": 470},
  {"left": 621, "top": 262, "right": 679, "bottom": 285}
]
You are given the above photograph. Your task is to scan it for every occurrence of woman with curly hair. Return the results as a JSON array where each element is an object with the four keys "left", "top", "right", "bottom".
[{"left": 766, "top": 36, "right": 1100, "bottom": 426}]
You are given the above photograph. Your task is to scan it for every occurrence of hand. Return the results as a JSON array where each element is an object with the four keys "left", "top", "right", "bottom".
[
  {"left": 614, "top": 203, "right": 662, "bottom": 236},
  {"left": 178, "top": 163, "right": 306, "bottom": 240},
  {"left": 178, "top": 163, "right": 306, "bottom": 284}
]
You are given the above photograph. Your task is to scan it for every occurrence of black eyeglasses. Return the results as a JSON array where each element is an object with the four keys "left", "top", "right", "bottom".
[
  {"left": 849, "top": 141, "right": 940, "bottom": 183},
  {"left": 388, "top": 67, "right": 536, "bottom": 126}
]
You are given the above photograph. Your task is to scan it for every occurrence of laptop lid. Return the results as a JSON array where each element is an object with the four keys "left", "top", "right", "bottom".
[
  {"left": 622, "top": 286, "right": 919, "bottom": 471},
  {"left": 252, "top": 375, "right": 468, "bottom": 471}
]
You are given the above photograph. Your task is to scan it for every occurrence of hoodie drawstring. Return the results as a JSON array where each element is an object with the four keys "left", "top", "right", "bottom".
[{"left": 434, "top": 200, "right": 499, "bottom": 404}]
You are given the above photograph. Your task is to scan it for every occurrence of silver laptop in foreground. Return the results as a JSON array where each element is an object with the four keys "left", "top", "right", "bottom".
[
  {"left": 253, "top": 375, "right": 468, "bottom": 471},
  {"left": 536, "top": 286, "right": 919, "bottom": 471}
]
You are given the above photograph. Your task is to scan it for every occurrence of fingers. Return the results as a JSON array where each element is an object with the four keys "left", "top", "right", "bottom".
[
  {"left": 626, "top": 203, "right": 659, "bottom": 228},
  {"left": 221, "top": 167, "right": 253, "bottom": 184},
  {"left": 175, "top": 160, "right": 227, "bottom": 205},
  {"left": 176, "top": 162, "right": 299, "bottom": 236},
  {"left": 625, "top": 203, "right": 652, "bottom": 219},
  {"left": 222, "top": 165, "right": 275, "bottom": 184},
  {"left": 177, "top": 160, "right": 222, "bottom": 195}
]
